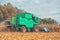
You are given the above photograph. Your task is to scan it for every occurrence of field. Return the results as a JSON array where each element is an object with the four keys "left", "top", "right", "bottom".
[
  {"left": 0, "top": 32, "right": 60, "bottom": 40},
  {"left": 0, "top": 21, "right": 60, "bottom": 40}
]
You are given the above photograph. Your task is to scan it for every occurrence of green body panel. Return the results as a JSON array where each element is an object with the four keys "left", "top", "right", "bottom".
[
  {"left": 9, "top": 13, "right": 40, "bottom": 31},
  {"left": 10, "top": 17, "right": 16, "bottom": 26}
]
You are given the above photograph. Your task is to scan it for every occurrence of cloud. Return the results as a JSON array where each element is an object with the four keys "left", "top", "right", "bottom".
[
  {"left": 34, "top": 0, "right": 40, "bottom": 4},
  {"left": 0, "top": 0, "right": 60, "bottom": 24}
]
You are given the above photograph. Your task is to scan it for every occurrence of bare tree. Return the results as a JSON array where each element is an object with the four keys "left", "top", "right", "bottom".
[{"left": 0, "top": 3, "right": 24, "bottom": 22}]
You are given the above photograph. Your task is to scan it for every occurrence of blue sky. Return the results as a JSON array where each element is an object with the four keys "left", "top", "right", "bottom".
[{"left": 0, "top": 0, "right": 60, "bottom": 24}]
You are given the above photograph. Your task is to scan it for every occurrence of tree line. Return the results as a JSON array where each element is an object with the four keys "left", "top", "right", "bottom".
[
  {"left": 0, "top": 3, "right": 24, "bottom": 22},
  {"left": 0, "top": 3, "right": 58, "bottom": 24}
]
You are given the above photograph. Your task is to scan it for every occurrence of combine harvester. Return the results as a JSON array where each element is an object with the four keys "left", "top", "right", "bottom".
[{"left": 6, "top": 12, "right": 50, "bottom": 32}]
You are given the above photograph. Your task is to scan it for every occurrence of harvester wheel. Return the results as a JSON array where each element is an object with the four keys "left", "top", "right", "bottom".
[
  {"left": 6, "top": 26, "right": 11, "bottom": 32},
  {"left": 10, "top": 26, "right": 16, "bottom": 32},
  {"left": 21, "top": 26, "right": 26, "bottom": 32},
  {"left": 7, "top": 26, "right": 16, "bottom": 32},
  {"left": 34, "top": 25, "right": 40, "bottom": 32}
]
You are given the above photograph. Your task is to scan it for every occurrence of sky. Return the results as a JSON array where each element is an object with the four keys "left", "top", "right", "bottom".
[{"left": 0, "top": 0, "right": 60, "bottom": 24}]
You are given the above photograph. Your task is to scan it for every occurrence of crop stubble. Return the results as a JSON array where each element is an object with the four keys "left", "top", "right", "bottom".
[{"left": 0, "top": 32, "right": 60, "bottom": 40}]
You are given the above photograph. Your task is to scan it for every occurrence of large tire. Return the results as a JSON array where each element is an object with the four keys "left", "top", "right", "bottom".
[
  {"left": 10, "top": 26, "right": 16, "bottom": 32},
  {"left": 6, "top": 26, "right": 11, "bottom": 32},
  {"left": 21, "top": 26, "right": 26, "bottom": 32},
  {"left": 6, "top": 26, "right": 16, "bottom": 32},
  {"left": 34, "top": 25, "right": 40, "bottom": 32}
]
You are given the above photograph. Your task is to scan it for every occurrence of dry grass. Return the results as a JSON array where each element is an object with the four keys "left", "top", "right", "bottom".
[
  {"left": 0, "top": 32, "right": 60, "bottom": 40},
  {"left": 40, "top": 24, "right": 60, "bottom": 32}
]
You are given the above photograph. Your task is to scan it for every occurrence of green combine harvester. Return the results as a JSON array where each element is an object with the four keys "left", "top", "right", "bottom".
[
  {"left": 7, "top": 13, "right": 40, "bottom": 32},
  {"left": 6, "top": 12, "right": 50, "bottom": 32}
]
